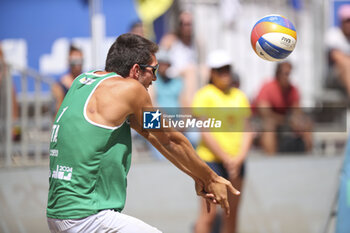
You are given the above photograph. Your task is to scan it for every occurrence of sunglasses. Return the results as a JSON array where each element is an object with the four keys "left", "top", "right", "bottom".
[
  {"left": 69, "top": 58, "right": 83, "bottom": 66},
  {"left": 139, "top": 64, "right": 159, "bottom": 76}
]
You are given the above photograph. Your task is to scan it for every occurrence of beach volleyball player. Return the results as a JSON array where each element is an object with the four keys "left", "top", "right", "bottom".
[{"left": 46, "top": 33, "right": 240, "bottom": 233}]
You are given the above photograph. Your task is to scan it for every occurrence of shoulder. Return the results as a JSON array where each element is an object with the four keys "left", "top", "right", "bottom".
[
  {"left": 326, "top": 27, "right": 343, "bottom": 40},
  {"left": 95, "top": 76, "right": 152, "bottom": 115},
  {"left": 193, "top": 85, "right": 217, "bottom": 107},
  {"left": 265, "top": 79, "right": 276, "bottom": 87},
  {"left": 194, "top": 84, "right": 216, "bottom": 99},
  {"left": 255, "top": 80, "right": 276, "bottom": 102},
  {"left": 261, "top": 80, "right": 278, "bottom": 91},
  {"left": 289, "top": 84, "right": 300, "bottom": 94},
  {"left": 230, "top": 88, "right": 251, "bottom": 106},
  {"left": 59, "top": 73, "right": 70, "bottom": 80},
  {"left": 59, "top": 73, "right": 72, "bottom": 83},
  {"left": 117, "top": 78, "right": 152, "bottom": 109},
  {"left": 326, "top": 27, "right": 348, "bottom": 47},
  {"left": 230, "top": 87, "right": 247, "bottom": 97},
  {"left": 102, "top": 77, "right": 148, "bottom": 99},
  {"left": 159, "top": 33, "right": 178, "bottom": 50},
  {"left": 256, "top": 80, "right": 273, "bottom": 95},
  {"left": 197, "top": 84, "right": 217, "bottom": 95}
]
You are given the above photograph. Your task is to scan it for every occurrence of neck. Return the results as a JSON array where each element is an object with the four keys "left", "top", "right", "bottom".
[
  {"left": 278, "top": 82, "right": 290, "bottom": 91},
  {"left": 214, "top": 84, "right": 230, "bottom": 94},
  {"left": 181, "top": 36, "right": 192, "bottom": 46}
]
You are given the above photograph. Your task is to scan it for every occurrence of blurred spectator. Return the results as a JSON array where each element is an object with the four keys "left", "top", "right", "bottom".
[
  {"left": 52, "top": 45, "right": 83, "bottom": 113},
  {"left": 0, "top": 44, "right": 20, "bottom": 141},
  {"left": 193, "top": 50, "right": 253, "bottom": 233},
  {"left": 147, "top": 49, "right": 184, "bottom": 159},
  {"left": 253, "top": 61, "right": 312, "bottom": 155},
  {"left": 129, "top": 20, "right": 145, "bottom": 37},
  {"left": 0, "top": 44, "right": 19, "bottom": 121},
  {"left": 231, "top": 71, "right": 240, "bottom": 88},
  {"left": 159, "top": 11, "right": 201, "bottom": 107},
  {"left": 149, "top": 49, "right": 183, "bottom": 109},
  {"left": 160, "top": 11, "right": 196, "bottom": 72},
  {"left": 325, "top": 4, "right": 350, "bottom": 97}
]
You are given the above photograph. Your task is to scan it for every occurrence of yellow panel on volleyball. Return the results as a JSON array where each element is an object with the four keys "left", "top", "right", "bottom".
[{"left": 263, "top": 22, "right": 297, "bottom": 40}]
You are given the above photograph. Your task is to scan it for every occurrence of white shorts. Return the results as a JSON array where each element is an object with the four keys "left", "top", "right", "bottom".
[{"left": 47, "top": 209, "right": 162, "bottom": 233}]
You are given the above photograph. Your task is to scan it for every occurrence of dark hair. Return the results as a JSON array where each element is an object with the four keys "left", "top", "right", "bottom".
[
  {"left": 175, "top": 11, "right": 192, "bottom": 37},
  {"left": 275, "top": 61, "right": 292, "bottom": 76},
  {"left": 129, "top": 21, "right": 143, "bottom": 31},
  {"left": 69, "top": 44, "right": 82, "bottom": 55},
  {"left": 208, "top": 65, "right": 231, "bottom": 84},
  {"left": 105, "top": 33, "right": 159, "bottom": 77}
]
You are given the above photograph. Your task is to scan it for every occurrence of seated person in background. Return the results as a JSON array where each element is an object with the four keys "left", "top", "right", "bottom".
[
  {"left": 159, "top": 11, "right": 196, "bottom": 73},
  {"left": 253, "top": 61, "right": 312, "bottom": 155},
  {"left": 52, "top": 44, "right": 83, "bottom": 113},
  {"left": 325, "top": 4, "right": 350, "bottom": 96},
  {"left": 159, "top": 11, "right": 201, "bottom": 107},
  {"left": 129, "top": 20, "right": 145, "bottom": 37},
  {"left": 149, "top": 49, "right": 183, "bottom": 110}
]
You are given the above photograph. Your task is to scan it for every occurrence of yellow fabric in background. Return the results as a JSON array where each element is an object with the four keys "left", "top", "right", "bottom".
[
  {"left": 192, "top": 84, "right": 251, "bottom": 162},
  {"left": 134, "top": 0, "right": 173, "bottom": 40}
]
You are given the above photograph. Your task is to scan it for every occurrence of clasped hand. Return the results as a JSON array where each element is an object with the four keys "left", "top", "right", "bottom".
[{"left": 195, "top": 177, "right": 240, "bottom": 216}]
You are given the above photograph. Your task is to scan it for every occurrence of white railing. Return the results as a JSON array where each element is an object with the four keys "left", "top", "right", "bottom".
[
  {"left": 0, "top": 65, "right": 55, "bottom": 167},
  {"left": 0, "top": 66, "right": 154, "bottom": 168}
]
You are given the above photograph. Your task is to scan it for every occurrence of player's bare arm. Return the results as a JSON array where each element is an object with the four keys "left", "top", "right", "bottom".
[
  {"left": 86, "top": 76, "right": 220, "bottom": 205},
  {"left": 124, "top": 80, "right": 240, "bottom": 215}
]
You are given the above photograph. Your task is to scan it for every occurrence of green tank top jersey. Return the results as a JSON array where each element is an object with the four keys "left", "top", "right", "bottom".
[{"left": 47, "top": 71, "right": 132, "bottom": 219}]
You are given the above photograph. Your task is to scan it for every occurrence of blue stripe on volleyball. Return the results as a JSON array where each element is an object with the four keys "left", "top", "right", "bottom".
[
  {"left": 258, "top": 37, "right": 292, "bottom": 59},
  {"left": 254, "top": 15, "right": 296, "bottom": 31}
]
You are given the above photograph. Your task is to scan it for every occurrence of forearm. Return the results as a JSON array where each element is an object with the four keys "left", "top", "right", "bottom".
[
  {"left": 149, "top": 131, "right": 217, "bottom": 185},
  {"left": 330, "top": 49, "right": 350, "bottom": 65},
  {"left": 148, "top": 133, "right": 196, "bottom": 177},
  {"left": 262, "top": 110, "right": 285, "bottom": 124},
  {"left": 126, "top": 84, "right": 240, "bottom": 209},
  {"left": 130, "top": 116, "right": 209, "bottom": 182}
]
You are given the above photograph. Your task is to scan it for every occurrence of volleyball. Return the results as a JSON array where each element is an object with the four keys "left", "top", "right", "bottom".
[{"left": 250, "top": 14, "right": 297, "bottom": 61}]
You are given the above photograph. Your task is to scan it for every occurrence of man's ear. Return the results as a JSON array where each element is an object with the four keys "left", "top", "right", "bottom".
[{"left": 130, "top": 64, "right": 141, "bottom": 80}]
